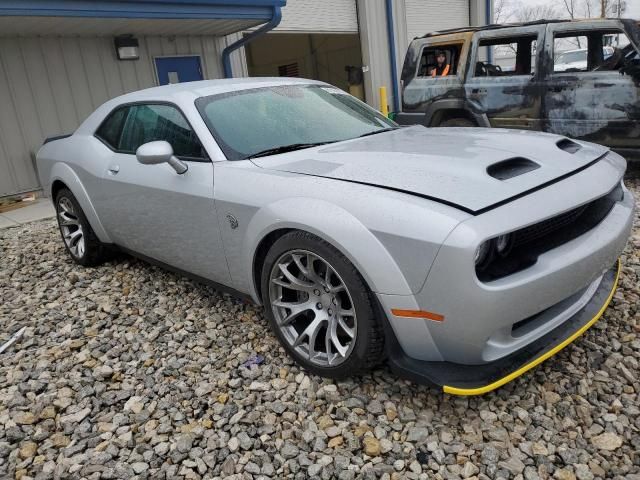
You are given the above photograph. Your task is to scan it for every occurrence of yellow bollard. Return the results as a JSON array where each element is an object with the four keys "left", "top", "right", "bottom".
[{"left": 379, "top": 86, "right": 389, "bottom": 117}]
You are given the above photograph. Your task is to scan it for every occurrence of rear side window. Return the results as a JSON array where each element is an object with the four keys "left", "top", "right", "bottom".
[
  {"left": 119, "top": 104, "right": 205, "bottom": 159},
  {"left": 96, "top": 107, "right": 128, "bottom": 149},
  {"left": 553, "top": 30, "right": 632, "bottom": 73}
]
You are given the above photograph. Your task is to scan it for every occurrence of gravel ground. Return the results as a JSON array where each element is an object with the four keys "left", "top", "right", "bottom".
[{"left": 1, "top": 174, "right": 639, "bottom": 480}]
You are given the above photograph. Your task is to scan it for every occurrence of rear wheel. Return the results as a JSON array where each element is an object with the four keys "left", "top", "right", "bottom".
[
  {"left": 261, "top": 231, "right": 384, "bottom": 378},
  {"left": 438, "top": 117, "right": 475, "bottom": 127},
  {"left": 55, "top": 188, "right": 109, "bottom": 266}
]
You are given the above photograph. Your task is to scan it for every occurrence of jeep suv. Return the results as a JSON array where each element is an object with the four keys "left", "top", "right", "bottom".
[{"left": 396, "top": 19, "right": 640, "bottom": 157}]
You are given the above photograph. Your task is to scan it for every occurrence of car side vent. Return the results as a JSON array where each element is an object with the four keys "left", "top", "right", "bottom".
[
  {"left": 556, "top": 138, "right": 581, "bottom": 154},
  {"left": 487, "top": 157, "right": 540, "bottom": 180}
]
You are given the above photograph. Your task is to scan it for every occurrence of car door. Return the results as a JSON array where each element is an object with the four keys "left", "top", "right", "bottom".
[
  {"left": 464, "top": 25, "right": 545, "bottom": 130},
  {"left": 91, "top": 102, "right": 231, "bottom": 284},
  {"left": 543, "top": 21, "right": 640, "bottom": 150}
]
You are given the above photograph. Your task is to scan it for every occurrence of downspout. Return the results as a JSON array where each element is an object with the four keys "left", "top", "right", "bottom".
[
  {"left": 222, "top": 6, "right": 282, "bottom": 78},
  {"left": 485, "top": 0, "right": 493, "bottom": 63},
  {"left": 385, "top": 0, "right": 400, "bottom": 114}
]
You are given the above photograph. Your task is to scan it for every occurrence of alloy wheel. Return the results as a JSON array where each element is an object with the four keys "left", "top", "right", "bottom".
[
  {"left": 57, "top": 197, "right": 85, "bottom": 258},
  {"left": 268, "top": 250, "right": 357, "bottom": 367}
]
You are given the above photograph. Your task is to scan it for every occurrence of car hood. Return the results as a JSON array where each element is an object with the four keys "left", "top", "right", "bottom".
[{"left": 252, "top": 126, "right": 609, "bottom": 214}]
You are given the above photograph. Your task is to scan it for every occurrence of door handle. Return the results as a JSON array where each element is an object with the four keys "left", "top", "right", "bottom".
[
  {"left": 470, "top": 88, "right": 487, "bottom": 95},
  {"left": 107, "top": 165, "right": 120, "bottom": 175}
]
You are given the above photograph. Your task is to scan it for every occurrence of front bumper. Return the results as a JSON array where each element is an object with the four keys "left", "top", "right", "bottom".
[{"left": 384, "top": 260, "right": 620, "bottom": 395}]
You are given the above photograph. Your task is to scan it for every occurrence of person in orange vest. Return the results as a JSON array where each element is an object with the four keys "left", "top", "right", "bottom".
[{"left": 431, "top": 50, "right": 450, "bottom": 77}]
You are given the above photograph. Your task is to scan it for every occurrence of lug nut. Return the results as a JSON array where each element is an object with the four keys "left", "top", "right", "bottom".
[
  {"left": 328, "top": 308, "right": 334, "bottom": 315},
  {"left": 314, "top": 289, "right": 321, "bottom": 296},
  {"left": 316, "top": 302, "right": 323, "bottom": 310}
]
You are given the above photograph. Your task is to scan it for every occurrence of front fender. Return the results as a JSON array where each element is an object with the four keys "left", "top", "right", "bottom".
[
  {"left": 50, "top": 162, "right": 112, "bottom": 243},
  {"left": 242, "top": 197, "right": 413, "bottom": 303}
]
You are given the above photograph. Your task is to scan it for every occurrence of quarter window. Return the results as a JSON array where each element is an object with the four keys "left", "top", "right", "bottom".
[
  {"left": 96, "top": 106, "right": 128, "bottom": 149},
  {"left": 119, "top": 104, "right": 204, "bottom": 159}
]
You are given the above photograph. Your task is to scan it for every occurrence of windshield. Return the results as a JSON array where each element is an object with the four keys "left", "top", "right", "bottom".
[
  {"left": 196, "top": 84, "right": 396, "bottom": 160},
  {"left": 556, "top": 50, "right": 586, "bottom": 64}
]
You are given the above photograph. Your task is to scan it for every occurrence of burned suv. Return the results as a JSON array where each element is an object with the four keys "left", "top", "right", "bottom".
[{"left": 396, "top": 19, "right": 640, "bottom": 157}]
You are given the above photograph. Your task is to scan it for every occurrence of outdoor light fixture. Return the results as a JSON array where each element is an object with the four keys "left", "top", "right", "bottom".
[{"left": 114, "top": 35, "right": 139, "bottom": 60}]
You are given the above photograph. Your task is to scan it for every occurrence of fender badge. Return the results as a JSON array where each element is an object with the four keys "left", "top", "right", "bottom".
[{"left": 226, "top": 213, "right": 239, "bottom": 230}]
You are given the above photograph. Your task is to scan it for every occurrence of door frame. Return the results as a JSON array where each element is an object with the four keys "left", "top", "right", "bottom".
[{"left": 153, "top": 54, "right": 204, "bottom": 86}]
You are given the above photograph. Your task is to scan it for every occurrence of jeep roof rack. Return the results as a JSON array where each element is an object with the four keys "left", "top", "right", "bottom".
[{"left": 416, "top": 18, "right": 624, "bottom": 40}]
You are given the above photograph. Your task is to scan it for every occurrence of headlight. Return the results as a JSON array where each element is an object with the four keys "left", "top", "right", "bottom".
[
  {"left": 475, "top": 240, "right": 493, "bottom": 268},
  {"left": 495, "top": 234, "right": 513, "bottom": 256}
]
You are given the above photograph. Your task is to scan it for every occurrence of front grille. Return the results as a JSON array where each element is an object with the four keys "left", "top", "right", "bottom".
[{"left": 478, "top": 182, "right": 623, "bottom": 281}]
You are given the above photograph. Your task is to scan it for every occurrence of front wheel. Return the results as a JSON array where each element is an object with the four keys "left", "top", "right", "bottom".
[
  {"left": 55, "top": 188, "right": 109, "bottom": 267},
  {"left": 261, "top": 231, "right": 384, "bottom": 379}
]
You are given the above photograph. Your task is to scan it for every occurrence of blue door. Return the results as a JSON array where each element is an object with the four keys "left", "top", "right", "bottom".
[{"left": 155, "top": 56, "right": 203, "bottom": 85}]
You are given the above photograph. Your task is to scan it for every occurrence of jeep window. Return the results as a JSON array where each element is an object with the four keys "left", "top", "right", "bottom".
[
  {"left": 475, "top": 36, "right": 537, "bottom": 77},
  {"left": 553, "top": 30, "right": 632, "bottom": 73},
  {"left": 416, "top": 44, "right": 462, "bottom": 78}
]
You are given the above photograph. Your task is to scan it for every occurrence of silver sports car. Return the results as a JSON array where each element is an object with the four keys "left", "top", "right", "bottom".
[{"left": 37, "top": 78, "right": 634, "bottom": 395}]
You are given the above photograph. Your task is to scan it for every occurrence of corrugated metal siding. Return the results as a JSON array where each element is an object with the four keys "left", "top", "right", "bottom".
[
  {"left": 0, "top": 34, "right": 239, "bottom": 197},
  {"left": 405, "top": 0, "right": 470, "bottom": 41},
  {"left": 276, "top": 0, "right": 358, "bottom": 33}
]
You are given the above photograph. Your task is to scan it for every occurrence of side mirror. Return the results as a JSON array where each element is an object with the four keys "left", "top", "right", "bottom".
[{"left": 136, "top": 141, "right": 188, "bottom": 174}]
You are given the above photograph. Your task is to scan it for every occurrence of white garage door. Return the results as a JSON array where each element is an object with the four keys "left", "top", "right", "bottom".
[
  {"left": 275, "top": 0, "right": 358, "bottom": 33},
  {"left": 405, "top": 0, "right": 470, "bottom": 42}
]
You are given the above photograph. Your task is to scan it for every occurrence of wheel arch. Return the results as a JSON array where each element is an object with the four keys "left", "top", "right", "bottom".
[
  {"left": 49, "top": 162, "right": 113, "bottom": 244},
  {"left": 244, "top": 198, "right": 414, "bottom": 304},
  {"left": 424, "top": 99, "right": 490, "bottom": 127}
]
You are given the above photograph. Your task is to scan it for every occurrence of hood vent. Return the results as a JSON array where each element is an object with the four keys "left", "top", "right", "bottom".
[
  {"left": 557, "top": 138, "right": 582, "bottom": 154},
  {"left": 487, "top": 157, "right": 540, "bottom": 180}
]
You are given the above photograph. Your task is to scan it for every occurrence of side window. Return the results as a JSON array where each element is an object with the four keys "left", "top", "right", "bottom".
[
  {"left": 475, "top": 35, "right": 537, "bottom": 77},
  {"left": 416, "top": 44, "right": 462, "bottom": 78},
  {"left": 554, "top": 30, "right": 632, "bottom": 73},
  {"left": 118, "top": 104, "right": 205, "bottom": 159},
  {"left": 96, "top": 107, "right": 128, "bottom": 149}
]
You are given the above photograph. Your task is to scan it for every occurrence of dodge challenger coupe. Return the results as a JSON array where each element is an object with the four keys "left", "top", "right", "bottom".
[{"left": 37, "top": 78, "right": 634, "bottom": 395}]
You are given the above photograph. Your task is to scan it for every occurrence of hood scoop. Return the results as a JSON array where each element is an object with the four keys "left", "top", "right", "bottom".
[
  {"left": 487, "top": 157, "right": 540, "bottom": 180},
  {"left": 556, "top": 138, "right": 582, "bottom": 154}
]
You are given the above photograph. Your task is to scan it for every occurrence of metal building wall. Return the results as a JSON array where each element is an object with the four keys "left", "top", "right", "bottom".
[
  {"left": 275, "top": 0, "right": 359, "bottom": 33},
  {"left": 357, "top": 0, "right": 408, "bottom": 112},
  {"left": 405, "top": 0, "right": 470, "bottom": 41},
  {"left": 0, "top": 33, "right": 244, "bottom": 197}
]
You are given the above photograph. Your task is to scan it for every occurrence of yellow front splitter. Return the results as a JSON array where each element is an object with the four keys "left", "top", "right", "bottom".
[{"left": 386, "top": 260, "right": 621, "bottom": 396}]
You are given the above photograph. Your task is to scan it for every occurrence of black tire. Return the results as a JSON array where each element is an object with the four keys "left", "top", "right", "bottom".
[
  {"left": 261, "top": 231, "right": 384, "bottom": 379},
  {"left": 438, "top": 117, "right": 475, "bottom": 127},
  {"left": 55, "top": 188, "right": 109, "bottom": 267}
]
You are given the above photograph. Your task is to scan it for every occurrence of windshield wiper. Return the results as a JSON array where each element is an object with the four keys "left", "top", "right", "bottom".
[
  {"left": 358, "top": 127, "right": 400, "bottom": 138},
  {"left": 247, "top": 141, "right": 336, "bottom": 159}
]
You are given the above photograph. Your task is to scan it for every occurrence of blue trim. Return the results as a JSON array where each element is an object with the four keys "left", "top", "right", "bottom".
[
  {"left": 222, "top": 5, "right": 281, "bottom": 78},
  {"left": 385, "top": 0, "right": 400, "bottom": 114},
  {"left": 0, "top": 1, "right": 284, "bottom": 19}
]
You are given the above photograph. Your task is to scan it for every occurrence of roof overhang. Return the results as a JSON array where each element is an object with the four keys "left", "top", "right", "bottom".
[{"left": 0, "top": 0, "right": 285, "bottom": 36}]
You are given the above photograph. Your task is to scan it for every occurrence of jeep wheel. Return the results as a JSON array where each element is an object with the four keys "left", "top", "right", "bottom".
[{"left": 438, "top": 117, "right": 475, "bottom": 127}]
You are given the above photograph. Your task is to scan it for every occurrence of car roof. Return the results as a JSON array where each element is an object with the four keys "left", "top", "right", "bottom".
[
  {"left": 418, "top": 18, "right": 626, "bottom": 40},
  {"left": 110, "top": 77, "right": 326, "bottom": 104}
]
